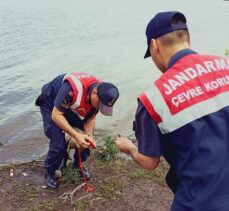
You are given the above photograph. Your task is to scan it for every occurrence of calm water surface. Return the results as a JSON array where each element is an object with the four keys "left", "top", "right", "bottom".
[{"left": 0, "top": 0, "right": 228, "bottom": 165}]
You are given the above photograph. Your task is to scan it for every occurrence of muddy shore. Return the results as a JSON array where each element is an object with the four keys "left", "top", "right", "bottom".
[{"left": 0, "top": 154, "right": 172, "bottom": 211}]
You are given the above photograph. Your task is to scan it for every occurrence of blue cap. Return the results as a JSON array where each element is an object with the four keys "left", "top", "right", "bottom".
[
  {"left": 144, "top": 11, "right": 188, "bottom": 58},
  {"left": 97, "top": 82, "right": 119, "bottom": 116}
]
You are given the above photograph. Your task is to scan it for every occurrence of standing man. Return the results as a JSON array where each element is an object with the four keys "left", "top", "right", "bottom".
[
  {"left": 116, "top": 11, "right": 229, "bottom": 210},
  {"left": 36, "top": 72, "right": 119, "bottom": 189}
]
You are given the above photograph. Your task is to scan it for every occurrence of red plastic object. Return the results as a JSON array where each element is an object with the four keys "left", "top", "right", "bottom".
[
  {"left": 78, "top": 148, "right": 96, "bottom": 193},
  {"left": 85, "top": 184, "right": 96, "bottom": 192}
]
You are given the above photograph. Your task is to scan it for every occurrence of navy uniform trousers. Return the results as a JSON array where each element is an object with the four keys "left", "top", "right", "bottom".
[{"left": 40, "top": 104, "right": 90, "bottom": 175}]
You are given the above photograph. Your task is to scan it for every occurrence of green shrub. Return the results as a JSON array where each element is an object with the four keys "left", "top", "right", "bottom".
[
  {"left": 95, "top": 136, "right": 118, "bottom": 162},
  {"left": 63, "top": 166, "right": 81, "bottom": 185},
  {"left": 225, "top": 48, "right": 229, "bottom": 56}
]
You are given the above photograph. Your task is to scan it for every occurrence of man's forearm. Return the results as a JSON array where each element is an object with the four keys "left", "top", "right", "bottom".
[
  {"left": 84, "top": 118, "right": 95, "bottom": 136},
  {"left": 51, "top": 107, "right": 80, "bottom": 139},
  {"left": 51, "top": 107, "right": 91, "bottom": 148},
  {"left": 128, "top": 146, "right": 142, "bottom": 165},
  {"left": 128, "top": 145, "right": 160, "bottom": 170}
]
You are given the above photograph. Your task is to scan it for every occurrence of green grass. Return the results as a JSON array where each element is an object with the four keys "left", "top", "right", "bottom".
[
  {"left": 94, "top": 159, "right": 124, "bottom": 199},
  {"left": 97, "top": 175, "right": 124, "bottom": 199},
  {"left": 30, "top": 201, "right": 59, "bottom": 211},
  {"left": 129, "top": 160, "right": 169, "bottom": 185},
  {"left": 75, "top": 199, "right": 87, "bottom": 211},
  {"left": 130, "top": 168, "right": 155, "bottom": 179},
  {"left": 17, "top": 187, "right": 38, "bottom": 203}
]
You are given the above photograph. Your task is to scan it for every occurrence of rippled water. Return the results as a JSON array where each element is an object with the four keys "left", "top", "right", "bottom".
[{"left": 0, "top": 0, "right": 228, "bottom": 165}]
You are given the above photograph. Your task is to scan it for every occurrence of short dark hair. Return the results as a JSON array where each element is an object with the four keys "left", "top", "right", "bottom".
[{"left": 158, "top": 15, "right": 190, "bottom": 46}]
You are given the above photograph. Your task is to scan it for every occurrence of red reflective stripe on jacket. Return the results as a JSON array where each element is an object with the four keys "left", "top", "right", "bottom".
[
  {"left": 139, "top": 93, "right": 162, "bottom": 124},
  {"left": 64, "top": 72, "right": 101, "bottom": 118}
]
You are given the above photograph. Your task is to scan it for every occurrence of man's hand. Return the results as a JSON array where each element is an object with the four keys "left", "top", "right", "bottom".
[
  {"left": 115, "top": 135, "right": 160, "bottom": 170},
  {"left": 51, "top": 107, "right": 93, "bottom": 149},
  {"left": 115, "top": 136, "right": 137, "bottom": 154},
  {"left": 85, "top": 135, "right": 97, "bottom": 149},
  {"left": 72, "top": 131, "right": 91, "bottom": 149}
]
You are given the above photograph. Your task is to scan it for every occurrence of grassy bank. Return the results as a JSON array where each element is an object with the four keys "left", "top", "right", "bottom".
[{"left": 0, "top": 137, "right": 172, "bottom": 211}]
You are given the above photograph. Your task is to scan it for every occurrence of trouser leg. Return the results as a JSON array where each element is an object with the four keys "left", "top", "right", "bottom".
[
  {"left": 40, "top": 106, "right": 67, "bottom": 175},
  {"left": 73, "top": 149, "right": 91, "bottom": 167}
]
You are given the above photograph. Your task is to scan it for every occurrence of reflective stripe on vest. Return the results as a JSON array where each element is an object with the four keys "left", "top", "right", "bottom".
[
  {"left": 64, "top": 73, "right": 83, "bottom": 110},
  {"left": 63, "top": 73, "right": 83, "bottom": 109},
  {"left": 139, "top": 54, "right": 229, "bottom": 134}
]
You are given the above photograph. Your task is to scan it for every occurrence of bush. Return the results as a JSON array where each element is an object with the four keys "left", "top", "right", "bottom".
[
  {"left": 95, "top": 135, "right": 118, "bottom": 162},
  {"left": 63, "top": 166, "right": 81, "bottom": 185}
]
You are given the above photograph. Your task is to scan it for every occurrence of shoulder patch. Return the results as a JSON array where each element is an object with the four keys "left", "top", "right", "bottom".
[
  {"left": 61, "top": 99, "right": 71, "bottom": 109},
  {"left": 68, "top": 91, "right": 74, "bottom": 97}
]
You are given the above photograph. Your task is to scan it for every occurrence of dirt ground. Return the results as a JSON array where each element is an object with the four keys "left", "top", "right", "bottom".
[{"left": 0, "top": 155, "right": 173, "bottom": 211}]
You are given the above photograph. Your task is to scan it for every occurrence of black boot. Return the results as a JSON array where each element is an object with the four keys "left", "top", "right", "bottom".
[
  {"left": 43, "top": 171, "right": 58, "bottom": 189},
  {"left": 72, "top": 162, "right": 91, "bottom": 181}
]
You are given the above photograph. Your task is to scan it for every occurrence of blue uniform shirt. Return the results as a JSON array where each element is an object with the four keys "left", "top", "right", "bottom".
[{"left": 41, "top": 74, "right": 66, "bottom": 108}]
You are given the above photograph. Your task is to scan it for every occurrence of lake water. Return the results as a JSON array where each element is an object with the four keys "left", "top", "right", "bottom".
[{"left": 0, "top": 0, "right": 228, "bottom": 165}]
